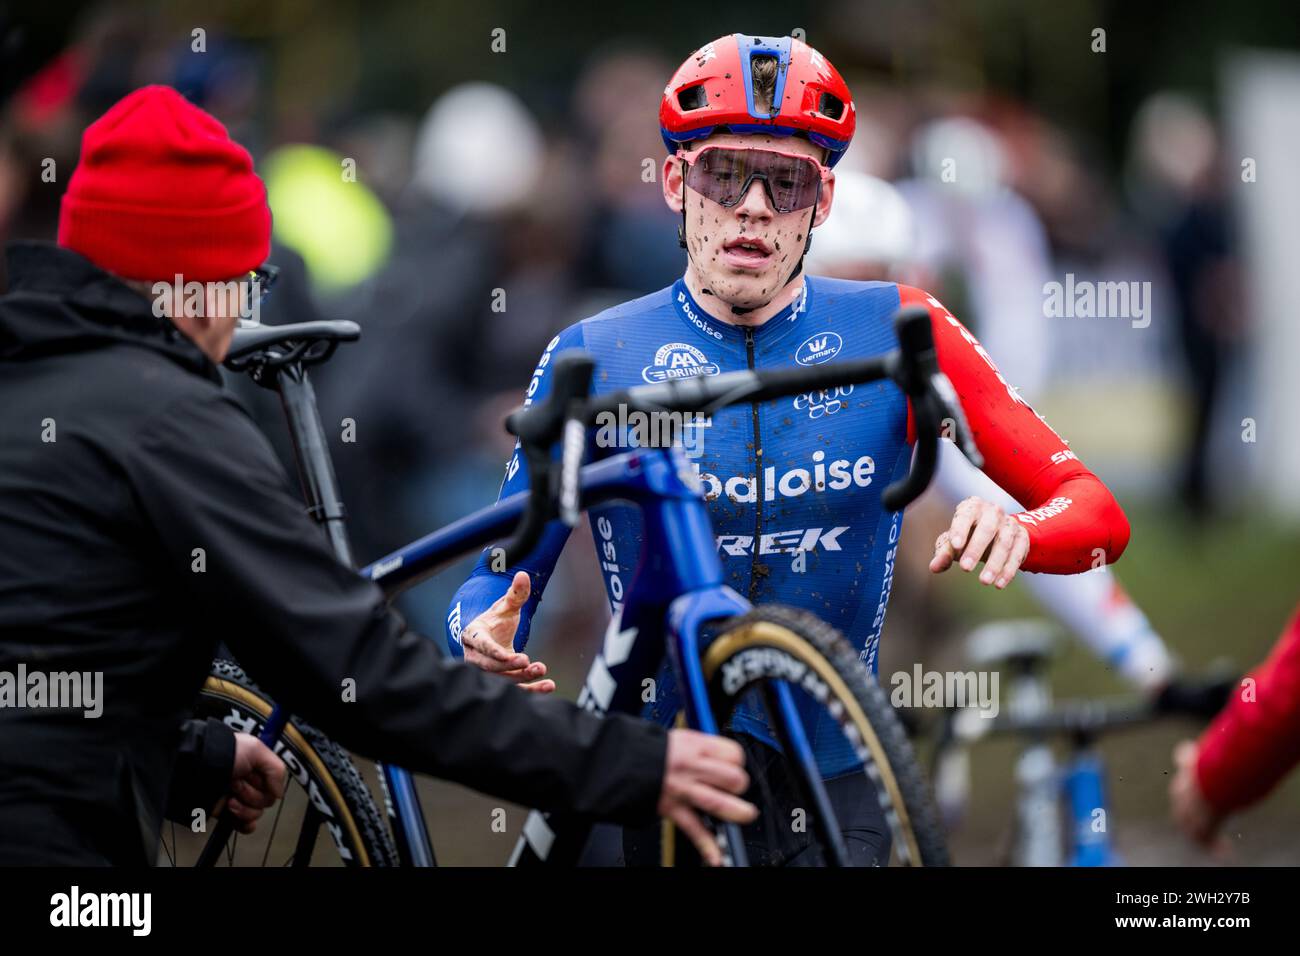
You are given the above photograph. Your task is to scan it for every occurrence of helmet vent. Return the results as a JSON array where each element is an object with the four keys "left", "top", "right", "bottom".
[
  {"left": 817, "top": 92, "right": 845, "bottom": 121},
  {"left": 677, "top": 84, "right": 709, "bottom": 112},
  {"left": 750, "top": 54, "right": 780, "bottom": 114}
]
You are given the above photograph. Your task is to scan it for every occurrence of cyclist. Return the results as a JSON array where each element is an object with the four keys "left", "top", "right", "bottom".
[
  {"left": 1170, "top": 602, "right": 1300, "bottom": 849},
  {"left": 448, "top": 35, "right": 1130, "bottom": 865},
  {"left": 0, "top": 85, "right": 754, "bottom": 866}
]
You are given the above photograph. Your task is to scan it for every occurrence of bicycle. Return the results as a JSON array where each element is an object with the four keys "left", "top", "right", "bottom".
[
  {"left": 928, "top": 619, "right": 1234, "bottom": 866},
  {"left": 165, "top": 304, "right": 966, "bottom": 867}
]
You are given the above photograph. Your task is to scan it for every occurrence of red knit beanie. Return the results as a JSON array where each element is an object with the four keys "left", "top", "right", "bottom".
[{"left": 58, "top": 85, "right": 271, "bottom": 282}]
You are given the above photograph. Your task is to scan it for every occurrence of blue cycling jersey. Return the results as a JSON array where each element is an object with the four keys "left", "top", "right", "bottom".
[{"left": 447, "top": 275, "right": 917, "bottom": 777}]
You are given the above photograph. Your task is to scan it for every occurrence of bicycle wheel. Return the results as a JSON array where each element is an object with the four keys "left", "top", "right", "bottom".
[
  {"left": 700, "top": 604, "right": 949, "bottom": 866},
  {"left": 158, "top": 659, "right": 400, "bottom": 867}
]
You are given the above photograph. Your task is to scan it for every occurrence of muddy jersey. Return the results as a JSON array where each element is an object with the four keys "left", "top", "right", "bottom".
[{"left": 447, "top": 276, "right": 1130, "bottom": 776}]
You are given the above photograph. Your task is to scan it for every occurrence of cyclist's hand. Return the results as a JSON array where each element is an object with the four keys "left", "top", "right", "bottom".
[
  {"left": 1170, "top": 740, "right": 1228, "bottom": 853},
  {"left": 658, "top": 730, "right": 758, "bottom": 866},
  {"left": 223, "top": 733, "right": 287, "bottom": 834},
  {"left": 461, "top": 571, "right": 555, "bottom": 693},
  {"left": 930, "top": 496, "right": 1030, "bottom": 589}
]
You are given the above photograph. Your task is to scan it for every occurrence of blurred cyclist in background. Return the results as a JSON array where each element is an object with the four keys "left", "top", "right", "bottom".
[
  {"left": 447, "top": 33, "right": 1133, "bottom": 866},
  {"left": 808, "top": 167, "right": 1176, "bottom": 693},
  {"left": 1170, "top": 602, "right": 1300, "bottom": 849}
]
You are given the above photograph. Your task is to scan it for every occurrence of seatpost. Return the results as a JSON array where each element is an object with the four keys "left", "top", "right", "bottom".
[
  {"left": 276, "top": 363, "right": 354, "bottom": 566},
  {"left": 273, "top": 361, "right": 437, "bottom": 867}
]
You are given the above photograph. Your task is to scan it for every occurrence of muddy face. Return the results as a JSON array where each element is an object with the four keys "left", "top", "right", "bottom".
[{"left": 666, "top": 132, "right": 832, "bottom": 314}]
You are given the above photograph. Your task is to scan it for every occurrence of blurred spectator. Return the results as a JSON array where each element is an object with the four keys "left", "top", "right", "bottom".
[{"left": 1127, "top": 93, "right": 1245, "bottom": 514}]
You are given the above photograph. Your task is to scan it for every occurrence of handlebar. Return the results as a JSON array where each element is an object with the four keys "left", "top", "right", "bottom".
[{"left": 498, "top": 305, "right": 982, "bottom": 567}]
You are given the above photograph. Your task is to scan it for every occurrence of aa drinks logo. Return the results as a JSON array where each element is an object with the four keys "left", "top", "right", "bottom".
[
  {"left": 794, "top": 331, "right": 842, "bottom": 365},
  {"left": 641, "top": 342, "right": 721, "bottom": 383}
]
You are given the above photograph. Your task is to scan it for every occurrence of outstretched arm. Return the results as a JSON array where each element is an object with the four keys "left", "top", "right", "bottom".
[
  {"left": 899, "top": 285, "right": 1130, "bottom": 587},
  {"left": 445, "top": 325, "right": 588, "bottom": 686}
]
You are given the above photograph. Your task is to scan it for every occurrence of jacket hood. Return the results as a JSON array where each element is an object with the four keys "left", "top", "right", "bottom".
[{"left": 0, "top": 241, "right": 221, "bottom": 383}]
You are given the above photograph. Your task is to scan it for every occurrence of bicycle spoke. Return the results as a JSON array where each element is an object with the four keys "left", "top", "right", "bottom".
[
  {"left": 260, "top": 793, "right": 289, "bottom": 867},
  {"left": 161, "top": 821, "right": 176, "bottom": 867}
]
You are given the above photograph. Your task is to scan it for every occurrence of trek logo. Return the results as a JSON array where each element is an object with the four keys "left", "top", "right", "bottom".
[
  {"left": 694, "top": 449, "right": 875, "bottom": 503},
  {"left": 716, "top": 526, "right": 848, "bottom": 556},
  {"left": 794, "top": 331, "right": 843, "bottom": 365},
  {"left": 793, "top": 384, "right": 853, "bottom": 419},
  {"left": 676, "top": 291, "right": 724, "bottom": 340},
  {"left": 447, "top": 602, "right": 463, "bottom": 645},
  {"left": 642, "top": 342, "right": 721, "bottom": 383}
]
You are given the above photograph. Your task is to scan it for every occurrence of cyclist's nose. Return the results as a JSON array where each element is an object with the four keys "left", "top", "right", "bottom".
[{"left": 735, "top": 178, "right": 775, "bottom": 220}]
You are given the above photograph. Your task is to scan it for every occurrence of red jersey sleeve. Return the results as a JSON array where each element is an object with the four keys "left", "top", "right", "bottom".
[
  {"left": 897, "top": 285, "right": 1130, "bottom": 573},
  {"left": 1195, "top": 605, "right": 1300, "bottom": 815}
]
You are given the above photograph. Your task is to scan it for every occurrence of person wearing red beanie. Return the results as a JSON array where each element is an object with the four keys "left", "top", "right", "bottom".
[
  {"left": 58, "top": 84, "right": 271, "bottom": 283},
  {"left": 0, "top": 89, "right": 748, "bottom": 867},
  {"left": 54, "top": 84, "right": 274, "bottom": 364}
]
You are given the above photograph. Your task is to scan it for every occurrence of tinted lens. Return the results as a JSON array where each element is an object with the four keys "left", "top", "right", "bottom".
[
  {"left": 685, "top": 149, "right": 821, "bottom": 213},
  {"left": 764, "top": 153, "right": 821, "bottom": 212}
]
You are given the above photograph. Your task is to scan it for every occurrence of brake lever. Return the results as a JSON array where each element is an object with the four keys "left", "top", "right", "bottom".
[
  {"left": 557, "top": 414, "right": 587, "bottom": 528},
  {"left": 930, "top": 371, "right": 983, "bottom": 469}
]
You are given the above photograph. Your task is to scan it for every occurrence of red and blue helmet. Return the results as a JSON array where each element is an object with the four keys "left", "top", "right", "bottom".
[{"left": 659, "top": 33, "right": 856, "bottom": 166}]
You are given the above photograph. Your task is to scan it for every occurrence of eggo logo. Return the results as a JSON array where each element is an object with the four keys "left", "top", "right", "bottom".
[
  {"left": 795, "top": 331, "right": 843, "bottom": 366},
  {"left": 793, "top": 384, "right": 853, "bottom": 419}
]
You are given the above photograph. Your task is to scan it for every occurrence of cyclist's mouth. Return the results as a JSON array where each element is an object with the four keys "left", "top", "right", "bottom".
[{"left": 721, "top": 237, "right": 773, "bottom": 270}]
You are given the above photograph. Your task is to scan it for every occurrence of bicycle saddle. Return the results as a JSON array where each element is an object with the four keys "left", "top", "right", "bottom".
[
  {"left": 226, "top": 319, "right": 361, "bottom": 362},
  {"left": 965, "top": 619, "right": 1062, "bottom": 670}
]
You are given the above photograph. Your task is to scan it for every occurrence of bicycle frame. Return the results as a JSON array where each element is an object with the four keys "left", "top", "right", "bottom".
[
  {"left": 209, "top": 317, "right": 948, "bottom": 867},
  {"left": 361, "top": 443, "right": 835, "bottom": 866}
]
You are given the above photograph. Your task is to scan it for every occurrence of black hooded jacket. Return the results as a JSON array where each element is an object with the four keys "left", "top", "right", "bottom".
[{"left": 0, "top": 242, "right": 667, "bottom": 865}]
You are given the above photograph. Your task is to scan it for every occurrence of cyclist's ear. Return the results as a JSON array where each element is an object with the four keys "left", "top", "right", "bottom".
[
  {"left": 811, "top": 174, "right": 835, "bottom": 228},
  {"left": 662, "top": 154, "right": 686, "bottom": 213}
]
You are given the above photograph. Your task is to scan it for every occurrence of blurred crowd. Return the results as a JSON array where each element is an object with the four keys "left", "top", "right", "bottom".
[{"left": 0, "top": 4, "right": 1257, "bottom": 644}]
